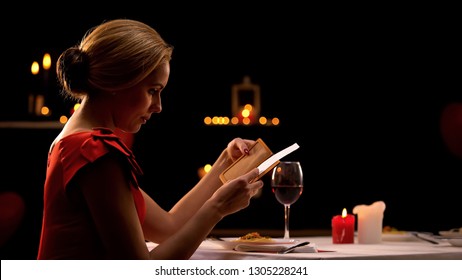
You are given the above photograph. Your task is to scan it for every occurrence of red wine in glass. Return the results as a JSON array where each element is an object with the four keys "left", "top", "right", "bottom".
[
  {"left": 271, "top": 161, "right": 303, "bottom": 240},
  {"left": 272, "top": 185, "right": 303, "bottom": 205}
]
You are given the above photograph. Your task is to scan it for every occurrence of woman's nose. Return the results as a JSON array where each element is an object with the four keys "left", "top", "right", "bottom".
[{"left": 150, "top": 95, "right": 162, "bottom": 113}]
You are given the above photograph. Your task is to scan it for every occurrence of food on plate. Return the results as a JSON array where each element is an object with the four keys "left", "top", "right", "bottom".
[
  {"left": 438, "top": 227, "right": 462, "bottom": 237},
  {"left": 382, "top": 226, "right": 407, "bottom": 234},
  {"left": 234, "top": 232, "right": 274, "bottom": 242}
]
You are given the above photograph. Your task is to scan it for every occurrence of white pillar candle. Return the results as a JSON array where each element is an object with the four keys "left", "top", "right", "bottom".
[{"left": 353, "top": 201, "right": 386, "bottom": 244}]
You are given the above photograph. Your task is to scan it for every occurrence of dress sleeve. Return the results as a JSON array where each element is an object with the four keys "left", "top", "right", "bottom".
[
  {"left": 59, "top": 128, "right": 146, "bottom": 223},
  {"left": 61, "top": 128, "right": 143, "bottom": 188}
]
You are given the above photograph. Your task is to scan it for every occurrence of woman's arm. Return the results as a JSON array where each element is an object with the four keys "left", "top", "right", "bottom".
[
  {"left": 79, "top": 140, "right": 262, "bottom": 259},
  {"left": 142, "top": 138, "right": 255, "bottom": 242},
  {"left": 78, "top": 154, "right": 151, "bottom": 259},
  {"left": 148, "top": 167, "right": 263, "bottom": 259}
]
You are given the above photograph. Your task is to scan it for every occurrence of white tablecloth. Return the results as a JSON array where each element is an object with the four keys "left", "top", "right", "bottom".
[{"left": 147, "top": 236, "right": 462, "bottom": 260}]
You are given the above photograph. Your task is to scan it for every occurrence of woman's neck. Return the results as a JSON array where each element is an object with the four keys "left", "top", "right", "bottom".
[{"left": 71, "top": 97, "right": 115, "bottom": 130}]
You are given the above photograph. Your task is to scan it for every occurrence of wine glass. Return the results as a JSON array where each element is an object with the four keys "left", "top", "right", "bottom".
[{"left": 271, "top": 161, "right": 303, "bottom": 240}]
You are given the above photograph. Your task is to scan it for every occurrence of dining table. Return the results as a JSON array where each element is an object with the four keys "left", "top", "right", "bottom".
[{"left": 147, "top": 234, "right": 462, "bottom": 260}]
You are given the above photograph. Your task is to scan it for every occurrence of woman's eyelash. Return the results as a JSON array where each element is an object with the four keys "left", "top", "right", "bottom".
[{"left": 149, "top": 89, "right": 159, "bottom": 95}]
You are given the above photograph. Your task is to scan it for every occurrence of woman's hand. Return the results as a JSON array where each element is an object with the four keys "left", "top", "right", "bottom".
[
  {"left": 208, "top": 168, "right": 263, "bottom": 217},
  {"left": 226, "top": 137, "right": 255, "bottom": 162}
]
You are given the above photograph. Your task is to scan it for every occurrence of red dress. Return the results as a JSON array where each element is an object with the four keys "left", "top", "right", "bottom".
[{"left": 37, "top": 128, "right": 146, "bottom": 259}]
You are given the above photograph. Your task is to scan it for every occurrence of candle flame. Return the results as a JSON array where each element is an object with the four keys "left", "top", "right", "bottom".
[
  {"left": 342, "top": 208, "right": 347, "bottom": 218},
  {"left": 31, "top": 61, "right": 40, "bottom": 75},
  {"left": 43, "top": 53, "right": 51, "bottom": 70}
]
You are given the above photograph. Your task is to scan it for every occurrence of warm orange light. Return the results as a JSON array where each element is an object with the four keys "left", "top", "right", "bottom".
[
  {"left": 40, "top": 106, "right": 50, "bottom": 116},
  {"left": 202, "top": 111, "right": 279, "bottom": 126},
  {"left": 204, "top": 164, "right": 212, "bottom": 173},
  {"left": 342, "top": 208, "right": 348, "bottom": 218},
  {"left": 259, "top": 116, "right": 267, "bottom": 125},
  {"left": 204, "top": 116, "right": 212, "bottom": 125},
  {"left": 43, "top": 53, "right": 51, "bottom": 70},
  {"left": 69, "top": 103, "right": 81, "bottom": 115},
  {"left": 198, "top": 164, "right": 213, "bottom": 179},
  {"left": 271, "top": 117, "right": 280, "bottom": 125},
  {"left": 31, "top": 61, "right": 40, "bottom": 75},
  {"left": 59, "top": 115, "right": 68, "bottom": 124}
]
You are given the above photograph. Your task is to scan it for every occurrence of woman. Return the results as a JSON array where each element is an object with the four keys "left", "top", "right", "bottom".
[{"left": 37, "top": 19, "right": 263, "bottom": 260}]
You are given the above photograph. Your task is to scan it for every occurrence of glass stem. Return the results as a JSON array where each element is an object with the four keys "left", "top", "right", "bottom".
[{"left": 284, "top": 204, "right": 291, "bottom": 239}]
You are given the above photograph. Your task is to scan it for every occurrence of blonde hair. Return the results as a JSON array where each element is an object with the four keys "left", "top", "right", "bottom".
[{"left": 56, "top": 19, "right": 173, "bottom": 100}]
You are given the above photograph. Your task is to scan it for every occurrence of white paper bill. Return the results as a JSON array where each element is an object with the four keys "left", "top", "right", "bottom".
[{"left": 257, "top": 143, "right": 300, "bottom": 174}]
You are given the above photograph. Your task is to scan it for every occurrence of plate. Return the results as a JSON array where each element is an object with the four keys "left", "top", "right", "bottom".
[
  {"left": 447, "top": 238, "right": 462, "bottom": 247},
  {"left": 382, "top": 232, "right": 417, "bottom": 241},
  {"left": 208, "top": 237, "right": 296, "bottom": 250},
  {"left": 439, "top": 230, "right": 462, "bottom": 238}
]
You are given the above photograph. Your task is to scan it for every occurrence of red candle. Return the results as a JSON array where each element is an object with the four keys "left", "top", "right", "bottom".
[{"left": 332, "top": 208, "right": 355, "bottom": 244}]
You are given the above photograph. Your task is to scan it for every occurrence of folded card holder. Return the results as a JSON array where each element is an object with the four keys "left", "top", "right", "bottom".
[{"left": 219, "top": 138, "right": 279, "bottom": 183}]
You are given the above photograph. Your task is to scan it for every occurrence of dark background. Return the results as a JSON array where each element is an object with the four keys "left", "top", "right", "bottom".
[{"left": 1, "top": 4, "right": 461, "bottom": 259}]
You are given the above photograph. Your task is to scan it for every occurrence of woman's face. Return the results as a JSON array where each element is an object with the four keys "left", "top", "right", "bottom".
[{"left": 112, "top": 62, "right": 170, "bottom": 133}]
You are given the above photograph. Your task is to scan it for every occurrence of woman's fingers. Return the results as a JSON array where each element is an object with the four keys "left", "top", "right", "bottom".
[
  {"left": 243, "top": 168, "right": 263, "bottom": 195},
  {"left": 227, "top": 138, "right": 255, "bottom": 160}
]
